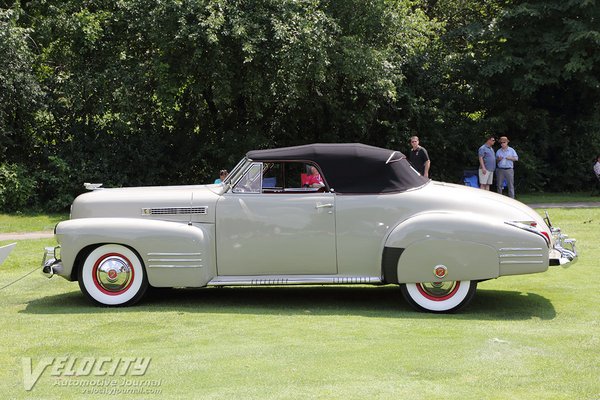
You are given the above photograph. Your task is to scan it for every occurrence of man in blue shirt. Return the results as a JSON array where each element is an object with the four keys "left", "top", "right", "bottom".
[
  {"left": 478, "top": 135, "right": 496, "bottom": 190},
  {"left": 495, "top": 136, "right": 519, "bottom": 198}
]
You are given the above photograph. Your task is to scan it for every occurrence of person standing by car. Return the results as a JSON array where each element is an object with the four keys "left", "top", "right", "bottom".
[
  {"left": 478, "top": 135, "right": 496, "bottom": 190},
  {"left": 495, "top": 136, "right": 519, "bottom": 198},
  {"left": 408, "top": 136, "right": 430, "bottom": 178},
  {"left": 593, "top": 155, "right": 600, "bottom": 195},
  {"left": 214, "top": 170, "right": 228, "bottom": 184}
]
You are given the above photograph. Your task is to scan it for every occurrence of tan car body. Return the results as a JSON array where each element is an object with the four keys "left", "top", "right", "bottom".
[
  {"left": 42, "top": 147, "right": 577, "bottom": 312},
  {"left": 54, "top": 179, "right": 551, "bottom": 284}
]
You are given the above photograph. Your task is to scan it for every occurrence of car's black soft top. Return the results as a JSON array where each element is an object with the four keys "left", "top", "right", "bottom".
[{"left": 246, "top": 143, "right": 428, "bottom": 194}]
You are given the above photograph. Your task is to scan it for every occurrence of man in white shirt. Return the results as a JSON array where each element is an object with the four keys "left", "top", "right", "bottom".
[{"left": 495, "top": 136, "right": 519, "bottom": 198}]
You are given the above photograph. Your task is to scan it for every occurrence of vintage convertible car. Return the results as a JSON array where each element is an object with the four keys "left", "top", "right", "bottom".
[{"left": 42, "top": 143, "right": 577, "bottom": 312}]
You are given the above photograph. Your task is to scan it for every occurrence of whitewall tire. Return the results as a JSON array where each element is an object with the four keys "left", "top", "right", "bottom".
[
  {"left": 78, "top": 244, "right": 148, "bottom": 306},
  {"left": 400, "top": 280, "right": 477, "bottom": 313}
]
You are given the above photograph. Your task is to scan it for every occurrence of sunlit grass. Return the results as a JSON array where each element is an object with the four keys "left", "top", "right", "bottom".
[
  {"left": 0, "top": 209, "right": 599, "bottom": 399},
  {"left": 0, "top": 213, "right": 68, "bottom": 233},
  {"left": 517, "top": 191, "right": 598, "bottom": 204}
]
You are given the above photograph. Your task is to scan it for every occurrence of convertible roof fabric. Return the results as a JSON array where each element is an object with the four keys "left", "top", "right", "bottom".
[{"left": 247, "top": 143, "right": 428, "bottom": 194}]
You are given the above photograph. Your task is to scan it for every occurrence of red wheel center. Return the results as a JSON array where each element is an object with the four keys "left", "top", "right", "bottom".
[{"left": 417, "top": 281, "right": 461, "bottom": 301}]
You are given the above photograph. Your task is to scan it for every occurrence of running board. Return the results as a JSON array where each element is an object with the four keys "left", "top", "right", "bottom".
[{"left": 207, "top": 275, "right": 383, "bottom": 286}]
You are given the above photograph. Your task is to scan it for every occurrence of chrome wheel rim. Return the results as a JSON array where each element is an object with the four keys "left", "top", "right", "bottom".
[
  {"left": 93, "top": 254, "right": 134, "bottom": 294},
  {"left": 417, "top": 281, "right": 460, "bottom": 301}
]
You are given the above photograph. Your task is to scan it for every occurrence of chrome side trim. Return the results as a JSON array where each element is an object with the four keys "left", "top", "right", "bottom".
[
  {"left": 148, "top": 252, "right": 202, "bottom": 256},
  {"left": 499, "top": 254, "right": 544, "bottom": 258},
  {"left": 146, "top": 252, "right": 203, "bottom": 269},
  {"left": 499, "top": 248, "right": 543, "bottom": 251},
  {"left": 500, "top": 260, "right": 544, "bottom": 265},
  {"left": 332, "top": 276, "right": 379, "bottom": 284},
  {"left": 207, "top": 275, "right": 382, "bottom": 286},
  {"left": 498, "top": 247, "right": 546, "bottom": 267}
]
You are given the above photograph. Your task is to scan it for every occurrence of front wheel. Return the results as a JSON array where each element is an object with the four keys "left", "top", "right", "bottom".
[
  {"left": 400, "top": 280, "right": 477, "bottom": 313},
  {"left": 78, "top": 244, "right": 148, "bottom": 306}
]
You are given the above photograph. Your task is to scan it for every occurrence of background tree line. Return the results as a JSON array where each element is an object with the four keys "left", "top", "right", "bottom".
[{"left": 1, "top": 0, "right": 599, "bottom": 211}]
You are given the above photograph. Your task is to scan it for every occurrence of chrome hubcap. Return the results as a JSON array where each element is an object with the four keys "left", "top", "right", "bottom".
[
  {"left": 418, "top": 281, "right": 458, "bottom": 298},
  {"left": 95, "top": 256, "right": 133, "bottom": 292}
]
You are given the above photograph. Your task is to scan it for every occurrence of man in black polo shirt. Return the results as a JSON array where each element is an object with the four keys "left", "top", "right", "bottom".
[{"left": 408, "top": 136, "right": 430, "bottom": 178}]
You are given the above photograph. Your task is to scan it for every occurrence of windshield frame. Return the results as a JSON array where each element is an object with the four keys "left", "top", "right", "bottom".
[{"left": 222, "top": 157, "right": 249, "bottom": 186}]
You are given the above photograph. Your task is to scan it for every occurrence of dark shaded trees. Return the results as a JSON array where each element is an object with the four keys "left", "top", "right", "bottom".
[
  {"left": 0, "top": 0, "right": 598, "bottom": 210},
  {"left": 0, "top": 8, "right": 41, "bottom": 210},
  {"left": 475, "top": 0, "right": 600, "bottom": 190}
]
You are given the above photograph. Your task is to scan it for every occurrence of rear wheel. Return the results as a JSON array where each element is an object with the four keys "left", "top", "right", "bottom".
[
  {"left": 78, "top": 244, "right": 148, "bottom": 306},
  {"left": 400, "top": 280, "right": 477, "bottom": 313}
]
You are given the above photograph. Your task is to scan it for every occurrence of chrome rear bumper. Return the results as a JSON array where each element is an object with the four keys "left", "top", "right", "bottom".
[
  {"left": 41, "top": 246, "right": 63, "bottom": 278},
  {"left": 548, "top": 227, "right": 577, "bottom": 267}
]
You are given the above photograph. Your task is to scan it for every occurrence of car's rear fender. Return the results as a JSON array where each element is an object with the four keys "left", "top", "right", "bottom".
[
  {"left": 383, "top": 211, "right": 548, "bottom": 283},
  {"left": 55, "top": 218, "right": 215, "bottom": 288}
]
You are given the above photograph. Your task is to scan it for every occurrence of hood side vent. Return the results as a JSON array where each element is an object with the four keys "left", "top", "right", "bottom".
[{"left": 142, "top": 206, "right": 208, "bottom": 216}]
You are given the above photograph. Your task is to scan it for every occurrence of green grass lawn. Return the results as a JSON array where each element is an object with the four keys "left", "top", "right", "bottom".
[
  {"left": 1, "top": 209, "right": 599, "bottom": 399},
  {"left": 517, "top": 191, "right": 599, "bottom": 204},
  {"left": 0, "top": 213, "right": 68, "bottom": 233}
]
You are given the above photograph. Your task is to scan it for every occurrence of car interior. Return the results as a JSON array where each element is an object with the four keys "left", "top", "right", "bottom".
[
  {"left": 262, "top": 162, "right": 326, "bottom": 193},
  {"left": 233, "top": 161, "right": 327, "bottom": 194}
]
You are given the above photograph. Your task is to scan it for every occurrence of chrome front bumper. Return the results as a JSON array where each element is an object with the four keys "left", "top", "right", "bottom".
[
  {"left": 548, "top": 226, "right": 577, "bottom": 267},
  {"left": 41, "top": 246, "right": 63, "bottom": 278}
]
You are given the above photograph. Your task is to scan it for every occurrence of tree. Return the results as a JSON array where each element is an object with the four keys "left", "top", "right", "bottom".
[
  {"left": 12, "top": 0, "right": 439, "bottom": 209},
  {"left": 475, "top": 0, "right": 600, "bottom": 190},
  {"left": 2, "top": 0, "right": 598, "bottom": 211},
  {"left": 0, "top": 7, "right": 42, "bottom": 210},
  {"left": 0, "top": 7, "right": 41, "bottom": 162}
]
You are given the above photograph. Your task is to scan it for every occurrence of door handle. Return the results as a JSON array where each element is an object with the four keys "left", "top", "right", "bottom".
[{"left": 315, "top": 203, "right": 334, "bottom": 209}]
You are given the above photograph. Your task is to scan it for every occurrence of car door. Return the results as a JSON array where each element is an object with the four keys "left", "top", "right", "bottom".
[{"left": 215, "top": 162, "right": 337, "bottom": 276}]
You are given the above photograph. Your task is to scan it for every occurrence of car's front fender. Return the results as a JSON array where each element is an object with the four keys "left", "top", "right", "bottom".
[
  {"left": 383, "top": 211, "right": 548, "bottom": 283},
  {"left": 55, "top": 218, "right": 215, "bottom": 288}
]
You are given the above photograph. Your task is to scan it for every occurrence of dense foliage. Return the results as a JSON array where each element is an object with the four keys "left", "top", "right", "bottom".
[{"left": 1, "top": 0, "right": 598, "bottom": 211}]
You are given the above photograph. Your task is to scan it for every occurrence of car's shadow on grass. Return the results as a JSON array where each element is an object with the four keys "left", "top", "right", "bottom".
[{"left": 21, "top": 285, "right": 556, "bottom": 320}]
